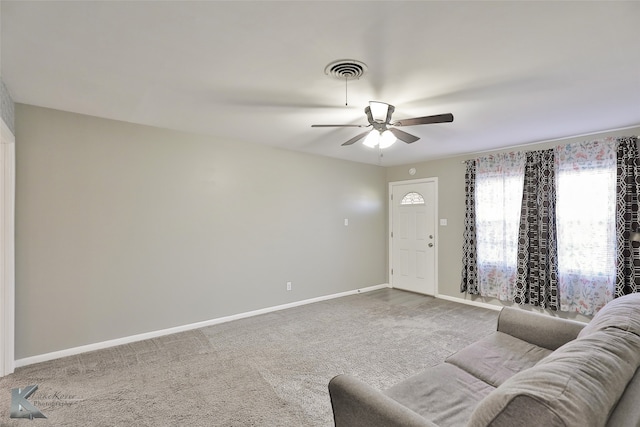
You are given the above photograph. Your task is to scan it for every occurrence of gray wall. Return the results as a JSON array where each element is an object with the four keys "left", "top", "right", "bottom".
[
  {"left": 15, "top": 104, "right": 388, "bottom": 359},
  {"left": 387, "top": 126, "right": 640, "bottom": 321},
  {"left": 1, "top": 79, "right": 14, "bottom": 133}
]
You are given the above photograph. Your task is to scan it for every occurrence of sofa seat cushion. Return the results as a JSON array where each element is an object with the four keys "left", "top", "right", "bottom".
[
  {"left": 468, "top": 327, "right": 640, "bottom": 427},
  {"left": 445, "top": 331, "right": 552, "bottom": 387},
  {"left": 384, "top": 363, "right": 495, "bottom": 427}
]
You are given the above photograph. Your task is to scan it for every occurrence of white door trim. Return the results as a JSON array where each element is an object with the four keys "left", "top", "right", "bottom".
[
  {"left": 0, "top": 118, "right": 15, "bottom": 377},
  {"left": 388, "top": 177, "right": 439, "bottom": 296}
]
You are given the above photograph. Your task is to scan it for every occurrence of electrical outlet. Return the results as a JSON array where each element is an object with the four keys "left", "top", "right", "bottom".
[{"left": 286, "top": 281, "right": 292, "bottom": 291}]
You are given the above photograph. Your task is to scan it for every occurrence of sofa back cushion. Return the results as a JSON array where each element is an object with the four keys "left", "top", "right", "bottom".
[
  {"left": 467, "top": 326, "right": 640, "bottom": 427},
  {"left": 578, "top": 292, "right": 640, "bottom": 338}
]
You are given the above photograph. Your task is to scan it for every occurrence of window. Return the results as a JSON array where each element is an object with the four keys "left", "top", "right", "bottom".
[
  {"left": 476, "top": 175, "right": 524, "bottom": 265},
  {"left": 401, "top": 192, "right": 425, "bottom": 205},
  {"left": 556, "top": 166, "right": 616, "bottom": 276}
]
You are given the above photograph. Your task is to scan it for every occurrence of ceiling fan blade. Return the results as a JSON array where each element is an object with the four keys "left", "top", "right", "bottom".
[
  {"left": 389, "top": 128, "right": 420, "bottom": 144},
  {"left": 341, "top": 131, "right": 372, "bottom": 146},
  {"left": 393, "top": 113, "right": 454, "bottom": 127},
  {"left": 311, "top": 124, "right": 367, "bottom": 128}
]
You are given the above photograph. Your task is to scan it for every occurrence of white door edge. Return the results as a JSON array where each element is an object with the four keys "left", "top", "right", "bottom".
[
  {"left": 1, "top": 118, "right": 16, "bottom": 377},
  {"left": 388, "top": 177, "right": 439, "bottom": 296}
]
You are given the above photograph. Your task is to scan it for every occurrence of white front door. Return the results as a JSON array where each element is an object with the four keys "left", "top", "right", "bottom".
[{"left": 390, "top": 179, "right": 437, "bottom": 295}]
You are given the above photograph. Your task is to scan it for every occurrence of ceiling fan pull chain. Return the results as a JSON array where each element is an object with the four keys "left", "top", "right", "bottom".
[{"left": 345, "top": 76, "right": 348, "bottom": 106}]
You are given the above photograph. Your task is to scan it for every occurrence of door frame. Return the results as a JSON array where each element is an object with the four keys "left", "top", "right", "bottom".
[
  {"left": 1, "top": 118, "right": 15, "bottom": 377},
  {"left": 388, "top": 177, "right": 439, "bottom": 295}
]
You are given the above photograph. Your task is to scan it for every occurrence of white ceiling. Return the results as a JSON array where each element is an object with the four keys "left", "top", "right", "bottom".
[{"left": 2, "top": 1, "right": 639, "bottom": 166}]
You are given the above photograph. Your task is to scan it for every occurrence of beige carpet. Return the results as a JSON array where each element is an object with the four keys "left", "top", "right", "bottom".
[{"left": 0, "top": 289, "right": 498, "bottom": 426}]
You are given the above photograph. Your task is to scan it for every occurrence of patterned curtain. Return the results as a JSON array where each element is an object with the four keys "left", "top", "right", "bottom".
[
  {"left": 616, "top": 137, "right": 640, "bottom": 295},
  {"left": 461, "top": 160, "right": 479, "bottom": 294},
  {"left": 514, "top": 150, "right": 559, "bottom": 310}
]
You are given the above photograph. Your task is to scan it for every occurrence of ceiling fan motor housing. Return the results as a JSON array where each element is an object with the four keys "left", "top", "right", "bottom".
[{"left": 366, "top": 102, "right": 395, "bottom": 132}]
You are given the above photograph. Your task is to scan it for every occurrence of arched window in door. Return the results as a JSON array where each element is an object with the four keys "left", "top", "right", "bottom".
[{"left": 401, "top": 192, "right": 425, "bottom": 205}]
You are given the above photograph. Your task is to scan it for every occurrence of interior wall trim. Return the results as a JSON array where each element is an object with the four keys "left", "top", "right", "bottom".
[
  {"left": 435, "top": 293, "right": 502, "bottom": 312},
  {"left": 15, "top": 283, "right": 391, "bottom": 368}
]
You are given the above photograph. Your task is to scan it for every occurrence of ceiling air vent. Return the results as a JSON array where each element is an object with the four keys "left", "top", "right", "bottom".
[{"left": 324, "top": 59, "right": 367, "bottom": 80}]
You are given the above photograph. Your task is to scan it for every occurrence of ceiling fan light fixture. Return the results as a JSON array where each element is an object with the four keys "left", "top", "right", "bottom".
[
  {"left": 363, "top": 130, "right": 379, "bottom": 148},
  {"left": 362, "top": 130, "right": 397, "bottom": 149},
  {"left": 379, "top": 130, "right": 397, "bottom": 149}
]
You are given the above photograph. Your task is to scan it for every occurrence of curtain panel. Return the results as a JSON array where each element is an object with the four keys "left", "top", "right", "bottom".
[
  {"left": 555, "top": 139, "right": 617, "bottom": 315},
  {"left": 461, "top": 160, "right": 479, "bottom": 294},
  {"left": 616, "top": 137, "right": 640, "bottom": 295},
  {"left": 514, "top": 149, "right": 559, "bottom": 310},
  {"left": 475, "top": 153, "right": 526, "bottom": 301}
]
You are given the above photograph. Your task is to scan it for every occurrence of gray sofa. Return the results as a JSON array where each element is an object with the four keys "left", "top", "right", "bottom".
[{"left": 329, "top": 293, "right": 640, "bottom": 427}]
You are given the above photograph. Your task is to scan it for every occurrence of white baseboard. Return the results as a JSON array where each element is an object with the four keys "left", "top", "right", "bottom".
[
  {"left": 15, "top": 283, "right": 390, "bottom": 368},
  {"left": 436, "top": 293, "right": 590, "bottom": 323},
  {"left": 436, "top": 293, "right": 503, "bottom": 311}
]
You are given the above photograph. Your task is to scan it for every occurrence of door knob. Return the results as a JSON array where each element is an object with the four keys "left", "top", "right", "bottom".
[{"left": 428, "top": 243, "right": 434, "bottom": 247}]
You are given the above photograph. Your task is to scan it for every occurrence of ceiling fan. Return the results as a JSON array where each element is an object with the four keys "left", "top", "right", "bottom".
[{"left": 312, "top": 101, "right": 454, "bottom": 148}]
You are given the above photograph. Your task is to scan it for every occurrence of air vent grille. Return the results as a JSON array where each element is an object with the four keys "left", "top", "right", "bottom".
[{"left": 324, "top": 59, "right": 367, "bottom": 80}]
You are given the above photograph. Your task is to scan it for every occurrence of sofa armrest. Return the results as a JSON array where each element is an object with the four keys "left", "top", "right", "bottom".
[
  {"left": 497, "top": 307, "right": 585, "bottom": 350},
  {"left": 328, "top": 374, "right": 437, "bottom": 427}
]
